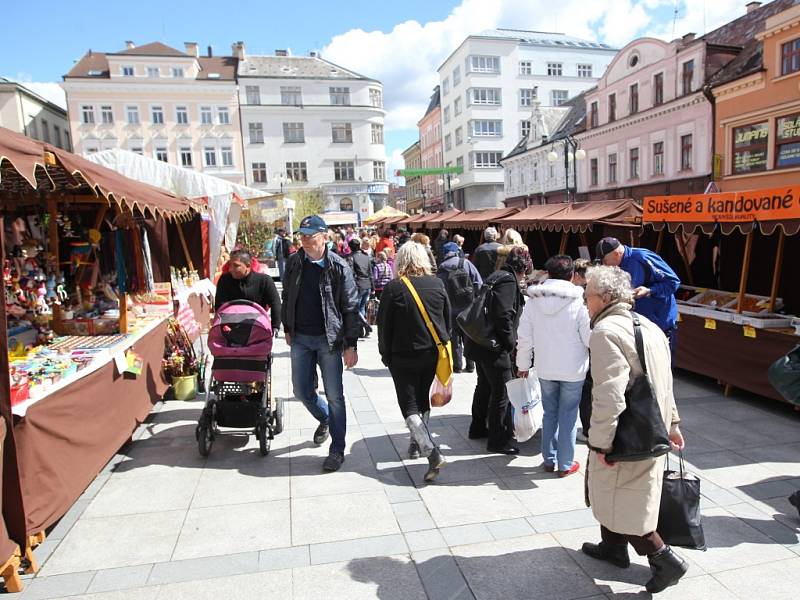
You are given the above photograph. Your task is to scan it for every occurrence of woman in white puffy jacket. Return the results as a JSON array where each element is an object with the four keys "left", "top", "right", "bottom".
[{"left": 516, "top": 255, "right": 591, "bottom": 477}]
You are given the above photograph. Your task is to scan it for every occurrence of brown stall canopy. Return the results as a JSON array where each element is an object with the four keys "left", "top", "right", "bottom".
[
  {"left": 498, "top": 199, "right": 642, "bottom": 232},
  {"left": 424, "top": 208, "right": 462, "bottom": 229},
  {"left": 496, "top": 203, "right": 568, "bottom": 230},
  {"left": 445, "top": 207, "right": 518, "bottom": 229},
  {"left": 381, "top": 215, "right": 408, "bottom": 225}
]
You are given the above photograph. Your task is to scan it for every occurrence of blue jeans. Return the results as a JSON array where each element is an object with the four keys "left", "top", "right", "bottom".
[
  {"left": 357, "top": 289, "right": 370, "bottom": 319},
  {"left": 540, "top": 379, "right": 584, "bottom": 471},
  {"left": 290, "top": 333, "right": 347, "bottom": 454},
  {"left": 277, "top": 257, "right": 286, "bottom": 281}
]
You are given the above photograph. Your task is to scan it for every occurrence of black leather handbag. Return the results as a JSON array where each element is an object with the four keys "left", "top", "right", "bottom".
[
  {"left": 605, "top": 312, "right": 671, "bottom": 463},
  {"left": 456, "top": 273, "right": 511, "bottom": 350}
]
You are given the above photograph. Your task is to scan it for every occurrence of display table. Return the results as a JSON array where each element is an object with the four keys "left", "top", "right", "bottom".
[
  {"left": 11, "top": 319, "right": 169, "bottom": 535},
  {"left": 676, "top": 313, "right": 799, "bottom": 403}
]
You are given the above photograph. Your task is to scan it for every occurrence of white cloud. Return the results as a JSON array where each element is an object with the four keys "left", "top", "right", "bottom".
[
  {"left": 386, "top": 147, "right": 406, "bottom": 183},
  {"left": 9, "top": 72, "right": 66, "bottom": 109}
]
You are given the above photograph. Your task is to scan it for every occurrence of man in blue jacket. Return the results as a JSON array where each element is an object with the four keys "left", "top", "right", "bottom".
[{"left": 596, "top": 237, "right": 681, "bottom": 355}]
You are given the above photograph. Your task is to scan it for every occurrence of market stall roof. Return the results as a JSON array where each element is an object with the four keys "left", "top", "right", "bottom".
[
  {"left": 496, "top": 203, "right": 568, "bottom": 230},
  {"left": 381, "top": 215, "right": 409, "bottom": 225},
  {"left": 0, "top": 127, "right": 193, "bottom": 219},
  {"left": 403, "top": 212, "right": 439, "bottom": 226},
  {"left": 424, "top": 208, "right": 462, "bottom": 229},
  {"left": 499, "top": 199, "right": 642, "bottom": 233},
  {"left": 445, "top": 207, "right": 518, "bottom": 229},
  {"left": 363, "top": 205, "right": 408, "bottom": 225}
]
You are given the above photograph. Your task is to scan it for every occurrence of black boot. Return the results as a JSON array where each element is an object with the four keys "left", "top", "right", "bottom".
[
  {"left": 425, "top": 447, "right": 446, "bottom": 482},
  {"left": 408, "top": 439, "right": 420, "bottom": 459},
  {"left": 789, "top": 490, "right": 800, "bottom": 517},
  {"left": 581, "top": 541, "right": 630, "bottom": 569},
  {"left": 645, "top": 546, "right": 688, "bottom": 594}
]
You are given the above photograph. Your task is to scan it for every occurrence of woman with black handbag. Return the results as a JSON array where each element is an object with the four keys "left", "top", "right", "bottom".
[{"left": 582, "top": 266, "right": 687, "bottom": 595}]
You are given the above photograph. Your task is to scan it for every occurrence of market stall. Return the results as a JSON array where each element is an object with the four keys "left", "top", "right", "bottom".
[
  {"left": 643, "top": 186, "right": 800, "bottom": 404},
  {"left": 0, "top": 127, "right": 194, "bottom": 585}
]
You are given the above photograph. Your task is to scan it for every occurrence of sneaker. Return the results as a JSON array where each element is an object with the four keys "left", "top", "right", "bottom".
[
  {"left": 464, "top": 366, "right": 475, "bottom": 373},
  {"left": 542, "top": 462, "right": 556, "bottom": 473},
  {"left": 559, "top": 461, "right": 580, "bottom": 478},
  {"left": 323, "top": 452, "right": 345, "bottom": 472},
  {"left": 487, "top": 442, "right": 520, "bottom": 455},
  {"left": 313, "top": 422, "right": 329, "bottom": 445},
  {"left": 576, "top": 429, "right": 589, "bottom": 443}
]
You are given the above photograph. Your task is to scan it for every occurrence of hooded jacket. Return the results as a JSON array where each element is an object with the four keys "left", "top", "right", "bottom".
[{"left": 516, "top": 278, "right": 590, "bottom": 382}]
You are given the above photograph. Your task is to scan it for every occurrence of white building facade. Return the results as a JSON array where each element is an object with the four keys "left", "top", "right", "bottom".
[
  {"left": 437, "top": 29, "right": 617, "bottom": 210},
  {"left": 0, "top": 77, "right": 71, "bottom": 150},
  {"left": 238, "top": 51, "right": 387, "bottom": 223}
]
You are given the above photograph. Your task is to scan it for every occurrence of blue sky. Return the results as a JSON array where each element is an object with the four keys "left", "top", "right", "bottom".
[{"left": 0, "top": 0, "right": 747, "bottom": 179}]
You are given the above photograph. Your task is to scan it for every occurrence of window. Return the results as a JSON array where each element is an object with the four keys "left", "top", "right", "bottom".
[
  {"left": 590, "top": 101, "right": 598, "bottom": 128},
  {"left": 100, "top": 105, "right": 113, "bottom": 124},
  {"left": 220, "top": 146, "right": 234, "bottom": 167},
  {"left": 334, "top": 160, "right": 355, "bottom": 181},
  {"left": 217, "top": 106, "right": 230, "bottom": 124},
  {"left": 456, "top": 156, "right": 464, "bottom": 169},
  {"left": 470, "top": 120, "right": 502, "bottom": 137},
  {"left": 179, "top": 146, "right": 193, "bottom": 167},
  {"left": 608, "top": 153, "right": 617, "bottom": 183},
  {"left": 204, "top": 146, "right": 217, "bottom": 167},
  {"left": 81, "top": 105, "right": 94, "bottom": 124},
  {"left": 122, "top": 66, "right": 134, "bottom": 76},
  {"left": 443, "top": 106, "right": 451, "bottom": 123},
  {"left": 64, "top": 130, "right": 71, "bottom": 151},
  {"left": 53, "top": 125, "right": 62, "bottom": 148},
  {"left": 454, "top": 97, "right": 462, "bottom": 115},
  {"left": 155, "top": 146, "right": 168, "bottom": 162},
  {"left": 252, "top": 162, "right": 267, "bottom": 183},
  {"left": 444, "top": 134, "right": 452, "bottom": 151},
  {"left": 453, "top": 66, "right": 461, "bottom": 86},
  {"left": 653, "top": 72, "right": 664, "bottom": 106},
  {"left": 532, "top": 160, "right": 538, "bottom": 182},
  {"left": 175, "top": 106, "right": 188, "bottom": 125},
  {"left": 608, "top": 94, "right": 616, "bottom": 122},
  {"left": 27, "top": 118, "right": 38, "bottom": 139},
  {"left": 519, "top": 88, "right": 535, "bottom": 107},
  {"left": 249, "top": 122, "right": 264, "bottom": 144},
  {"left": 172, "top": 67, "right": 184, "bottom": 78},
  {"left": 128, "top": 142, "right": 142, "bottom": 155},
  {"left": 151, "top": 105, "right": 164, "bottom": 124},
  {"left": 519, "top": 60, "right": 532, "bottom": 75},
  {"left": 200, "top": 106, "right": 213, "bottom": 125},
  {"left": 776, "top": 113, "right": 800, "bottom": 169},
  {"left": 590, "top": 158, "right": 598, "bottom": 186},
  {"left": 681, "top": 60, "right": 694, "bottom": 95},
  {"left": 371, "top": 123, "right": 384, "bottom": 144},
  {"left": 547, "top": 62, "right": 562, "bottom": 76},
  {"left": 84, "top": 144, "right": 99, "bottom": 154},
  {"left": 653, "top": 141, "right": 664, "bottom": 175},
  {"left": 245, "top": 85, "right": 261, "bottom": 104},
  {"left": 373, "top": 161, "right": 386, "bottom": 180},
  {"left": 41, "top": 120, "right": 50, "bottom": 143},
  {"left": 782, "top": 38, "right": 800, "bottom": 75},
  {"left": 286, "top": 161, "right": 307, "bottom": 182},
  {"left": 442, "top": 78, "right": 450, "bottom": 96},
  {"left": 551, "top": 90, "right": 568, "bottom": 106},
  {"left": 369, "top": 88, "right": 383, "bottom": 107},
  {"left": 331, "top": 122, "right": 353, "bottom": 143},
  {"left": 126, "top": 105, "right": 139, "bottom": 124},
  {"left": 629, "top": 147, "right": 639, "bottom": 179},
  {"left": 472, "top": 151, "right": 502, "bottom": 168},
  {"left": 629, "top": 83, "right": 638, "bottom": 114},
  {"left": 680, "top": 134, "right": 693, "bottom": 170},
  {"left": 283, "top": 122, "right": 305, "bottom": 143},
  {"left": 469, "top": 88, "right": 501, "bottom": 105},
  {"left": 455, "top": 127, "right": 463, "bottom": 145},
  {"left": 281, "top": 86, "right": 302, "bottom": 106},
  {"left": 468, "top": 55, "right": 500, "bottom": 73},
  {"left": 577, "top": 64, "right": 593, "bottom": 78},
  {"left": 329, "top": 87, "right": 351, "bottom": 105},
  {"left": 147, "top": 67, "right": 160, "bottom": 78},
  {"left": 521, "top": 120, "right": 531, "bottom": 138},
  {"left": 732, "top": 122, "right": 768, "bottom": 174}
]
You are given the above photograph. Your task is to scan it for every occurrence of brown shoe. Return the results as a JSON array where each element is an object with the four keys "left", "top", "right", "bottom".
[
  {"left": 559, "top": 461, "right": 580, "bottom": 478},
  {"left": 542, "top": 462, "right": 555, "bottom": 473}
]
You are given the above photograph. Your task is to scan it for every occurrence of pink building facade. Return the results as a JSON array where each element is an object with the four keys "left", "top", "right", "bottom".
[{"left": 418, "top": 86, "right": 444, "bottom": 211}]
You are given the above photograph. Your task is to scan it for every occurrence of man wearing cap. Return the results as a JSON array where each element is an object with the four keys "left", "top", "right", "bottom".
[
  {"left": 596, "top": 237, "right": 681, "bottom": 354},
  {"left": 281, "top": 214, "right": 361, "bottom": 472}
]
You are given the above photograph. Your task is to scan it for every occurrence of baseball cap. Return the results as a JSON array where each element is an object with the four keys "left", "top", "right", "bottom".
[
  {"left": 443, "top": 242, "right": 460, "bottom": 256},
  {"left": 595, "top": 237, "right": 621, "bottom": 260},
  {"left": 298, "top": 215, "right": 327, "bottom": 235}
]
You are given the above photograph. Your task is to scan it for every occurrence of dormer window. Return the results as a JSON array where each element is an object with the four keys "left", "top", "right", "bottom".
[
  {"left": 122, "top": 66, "right": 134, "bottom": 76},
  {"left": 172, "top": 67, "right": 184, "bottom": 78},
  {"left": 87, "top": 70, "right": 103, "bottom": 76},
  {"left": 628, "top": 53, "right": 640, "bottom": 68},
  {"left": 147, "top": 67, "right": 160, "bottom": 78}
]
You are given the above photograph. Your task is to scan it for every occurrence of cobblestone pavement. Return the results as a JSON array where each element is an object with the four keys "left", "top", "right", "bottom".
[{"left": 16, "top": 332, "right": 800, "bottom": 599}]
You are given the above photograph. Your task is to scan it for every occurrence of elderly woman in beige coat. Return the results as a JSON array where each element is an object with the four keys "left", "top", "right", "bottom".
[{"left": 582, "top": 266, "right": 687, "bottom": 595}]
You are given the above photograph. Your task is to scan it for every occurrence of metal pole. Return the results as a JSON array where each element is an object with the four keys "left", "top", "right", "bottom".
[
  {"left": 563, "top": 140, "right": 570, "bottom": 203},
  {"left": 572, "top": 139, "right": 579, "bottom": 203}
]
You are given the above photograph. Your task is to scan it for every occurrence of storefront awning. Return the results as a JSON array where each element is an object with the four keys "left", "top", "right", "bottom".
[
  {"left": 424, "top": 208, "right": 462, "bottom": 229},
  {"left": 498, "top": 199, "right": 642, "bottom": 232},
  {"left": 445, "top": 208, "right": 519, "bottom": 229}
]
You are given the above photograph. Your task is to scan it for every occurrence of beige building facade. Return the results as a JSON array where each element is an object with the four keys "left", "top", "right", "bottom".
[{"left": 0, "top": 77, "right": 71, "bottom": 150}]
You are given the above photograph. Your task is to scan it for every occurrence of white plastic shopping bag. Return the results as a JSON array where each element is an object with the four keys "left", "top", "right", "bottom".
[{"left": 506, "top": 372, "right": 543, "bottom": 442}]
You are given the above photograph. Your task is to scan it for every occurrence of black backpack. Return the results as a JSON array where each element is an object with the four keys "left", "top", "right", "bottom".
[{"left": 444, "top": 258, "right": 474, "bottom": 311}]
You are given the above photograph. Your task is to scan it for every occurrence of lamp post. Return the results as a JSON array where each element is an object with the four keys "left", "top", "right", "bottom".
[
  {"left": 547, "top": 136, "right": 585, "bottom": 202},
  {"left": 273, "top": 172, "right": 292, "bottom": 194},
  {"left": 437, "top": 175, "right": 460, "bottom": 210}
]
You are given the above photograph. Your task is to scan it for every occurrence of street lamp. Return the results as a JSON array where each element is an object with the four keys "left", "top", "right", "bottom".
[
  {"left": 437, "top": 175, "right": 461, "bottom": 210},
  {"left": 547, "top": 136, "right": 585, "bottom": 202},
  {"left": 273, "top": 173, "right": 292, "bottom": 194}
]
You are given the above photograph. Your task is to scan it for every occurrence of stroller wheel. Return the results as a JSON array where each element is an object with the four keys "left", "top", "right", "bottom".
[
  {"left": 197, "top": 424, "right": 213, "bottom": 457},
  {"left": 257, "top": 423, "right": 271, "bottom": 456},
  {"left": 272, "top": 397, "right": 285, "bottom": 435}
]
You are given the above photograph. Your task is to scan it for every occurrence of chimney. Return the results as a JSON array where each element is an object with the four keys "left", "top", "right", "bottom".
[
  {"left": 184, "top": 42, "right": 199, "bottom": 57},
  {"left": 275, "top": 49, "right": 288, "bottom": 57},
  {"left": 231, "top": 41, "right": 245, "bottom": 60},
  {"left": 746, "top": 2, "right": 761, "bottom": 13},
  {"left": 207, "top": 45, "right": 213, "bottom": 57},
  {"left": 682, "top": 32, "right": 696, "bottom": 43},
  {"left": 309, "top": 51, "right": 317, "bottom": 58},
  {"left": 125, "top": 41, "right": 135, "bottom": 49}
]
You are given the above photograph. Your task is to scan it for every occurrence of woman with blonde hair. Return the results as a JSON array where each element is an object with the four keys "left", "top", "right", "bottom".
[
  {"left": 378, "top": 242, "right": 450, "bottom": 482},
  {"left": 500, "top": 228, "right": 524, "bottom": 247},
  {"left": 411, "top": 232, "right": 437, "bottom": 270}
]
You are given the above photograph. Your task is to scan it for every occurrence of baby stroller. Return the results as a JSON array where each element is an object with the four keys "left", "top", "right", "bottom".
[{"left": 196, "top": 300, "right": 284, "bottom": 456}]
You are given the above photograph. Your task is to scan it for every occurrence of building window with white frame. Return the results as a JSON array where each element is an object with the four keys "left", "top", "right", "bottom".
[
  {"left": 653, "top": 141, "right": 664, "bottom": 175},
  {"left": 470, "top": 120, "right": 502, "bottom": 137},
  {"left": 453, "top": 66, "right": 461, "bottom": 86},
  {"left": 331, "top": 122, "right": 353, "bottom": 143},
  {"left": 283, "top": 122, "right": 305, "bottom": 143},
  {"left": 175, "top": 106, "right": 188, "bottom": 125},
  {"left": 281, "top": 86, "right": 302, "bottom": 106},
  {"left": 456, "top": 156, "right": 464, "bottom": 169},
  {"left": 217, "top": 106, "right": 230, "bottom": 124},
  {"left": 551, "top": 90, "right": 568, "bottom": 106},
  {"left": 472, "top": 151, "right": 502, "bottom": 168},
  {"left": 519, "top": 60, "right": 532, "bottom": 75},
  {"left": 179, "top": 146, "right": 193, "bottom": 167},
  {"left": 220, "top": 146, "right": 234, "bottom": 167},
  {"left": 334, "top": 160, "right": 355, "bottom": 181},
  {"left": 200, "top": 106, "right": 213, "bottom": 125},
  {"left": 147, "top": 66, "right": 160, "bottom": 78},
  {"left": 286, "top": 161, "right": 307, "bottom": 182},
  {"left": 469, "top": 88, "right": 501, "bottom": 105},
  {"left": 608, "top": 153, "right": 617, "bottom": 183},
  {"left": 590, "top": 158, "right": 598, "bottom": 186},
  {"left": 41, "top": 120, "right": 50, "bottom": 143},
  {"left": 369, "top": 88, "right": 383, "bottom": 107},
  {"left": 151, "top": 105, "right": 164, "bottom": 124},
  {"left": 629, "top": 147, "right": 639, "bottom": 179},
  {"left": 81, "top": 105, "right": 95, "bottom": 124},
  {"left": 443, "top": 106, "right": 451, "bottom": 124},
  {"left": 455, "top": 126, "right": 463, "bottom": 145},
  {"left": 454, "top": 97, "right": 462, "bottom": 115},
  {"left": 680, "top": 134, "right": 692, "bottom": 170},
  {"left": 468, "top": 55, "right": 500, "bottom": 73},
  {"left": 249, "top": 122, "right": 264, "bottom": 144},
  {"left": 329, "top": 87, "right": 351, "bottom": 105},
  {"left": 519, "top": 88, "right": 535, "bottom": 107},
  {"left": 100, "top": 105, "right": 113, "bottom": 124},
  {"left": 54, "top": 125, "right": 62, "bottom": 148},
  {"left": 442, "top": 78, "right": 450, "bottom": 96},
  {"left": 126, "top": 105, "right": 139, "bottom": 125},
  {"left": 781, "top": 37, "right": 800, "bottom": 75},
  {"left": 577, "top": 64, "right": 593, "bottom": 78},
  {"left": 547, "top": 62, "right": 563, "bottom": 76},
  {"left": 246, "top": 85, "right": 261, "bottom": 104},
  {"left": 154, "top": 146, "right": 168, "bottom": 162},
  {"left": 444, "top": 134, "right": 452, "bottom": 151},
  {"left": 373, "top": 161, "right": 386, "bottom": 181},
  {"left": 521, "top": 120, "right": 531, "bottom": 138},
  {"left": 204, "top": 146, "right": 217, "bottom": 167},
  {"left": 252, "top": 162, "right": 267, "bottom": 183},
  {"left": 371, "top": 123, "right": 384, "bottom": 144},
  {"left": 172, "top": 67, "right": 184, "bottom": 78},
  {"left": 129, "top": 142, "right": 143, "bottom": 155},
  {"left": 122, "top": 66, "right": 134, "bottom": 76}
]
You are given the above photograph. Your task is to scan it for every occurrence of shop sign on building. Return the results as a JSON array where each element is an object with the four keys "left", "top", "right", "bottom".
[
  {"left": 732, "top": 122, "right": 769, "bottom": 174},
  {"left": 776, "top": 113, "right": 800, "bottom": 169},
  {"left": 643, "top": 186, "right": 800, "bottom": 222}
]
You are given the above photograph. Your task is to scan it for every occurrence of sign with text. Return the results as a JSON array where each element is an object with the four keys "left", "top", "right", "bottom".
[{"left": 643, "top": 186, "right": 800, "bottom": 223}]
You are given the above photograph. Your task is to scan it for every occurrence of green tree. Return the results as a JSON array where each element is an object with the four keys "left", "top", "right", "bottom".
[{"left": 290, "top": 189, "right": 323, "bottom": 230}]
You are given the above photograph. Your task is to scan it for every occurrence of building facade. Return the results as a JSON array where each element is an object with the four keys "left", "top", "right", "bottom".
[
  {"left": 237, "top": 49, "right": 387, "bottom": 222},
  {"left": 0, "top": 77, "right": 71, "bottom": 150},
  {"left": 402, "top": 141, "right": 423, "bottom": 213},
  {"left": 418, "top": 86, "right": 444, "bottom": 210},
  {"left": 62, "top": 41, "right": 244, "bottom": 184},
  {"left": 437, "top": 29, "right": 617, "bottom": 210}
]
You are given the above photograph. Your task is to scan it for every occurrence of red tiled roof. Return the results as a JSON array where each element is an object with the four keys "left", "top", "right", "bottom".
[{"left": 113, "top": 42, "right": 188, "bottom": 57}]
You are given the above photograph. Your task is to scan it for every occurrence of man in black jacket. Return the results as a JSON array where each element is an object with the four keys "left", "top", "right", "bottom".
[
  {"left": 472, "top": 226, "right": 502, "bottom": 279},
  {"left": 347, "top": 238, "right": 374, "bottom": 337},
  {"left": 214, "top": 249, "right": 281, "bottom": 333},
  {"left": 281, "top": 214, "right": 360, "bottom": 472}
]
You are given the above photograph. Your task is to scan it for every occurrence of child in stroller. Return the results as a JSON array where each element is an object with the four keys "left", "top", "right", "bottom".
[{"left": 196, "top": 299, "right": 283, "bottom": 456}]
